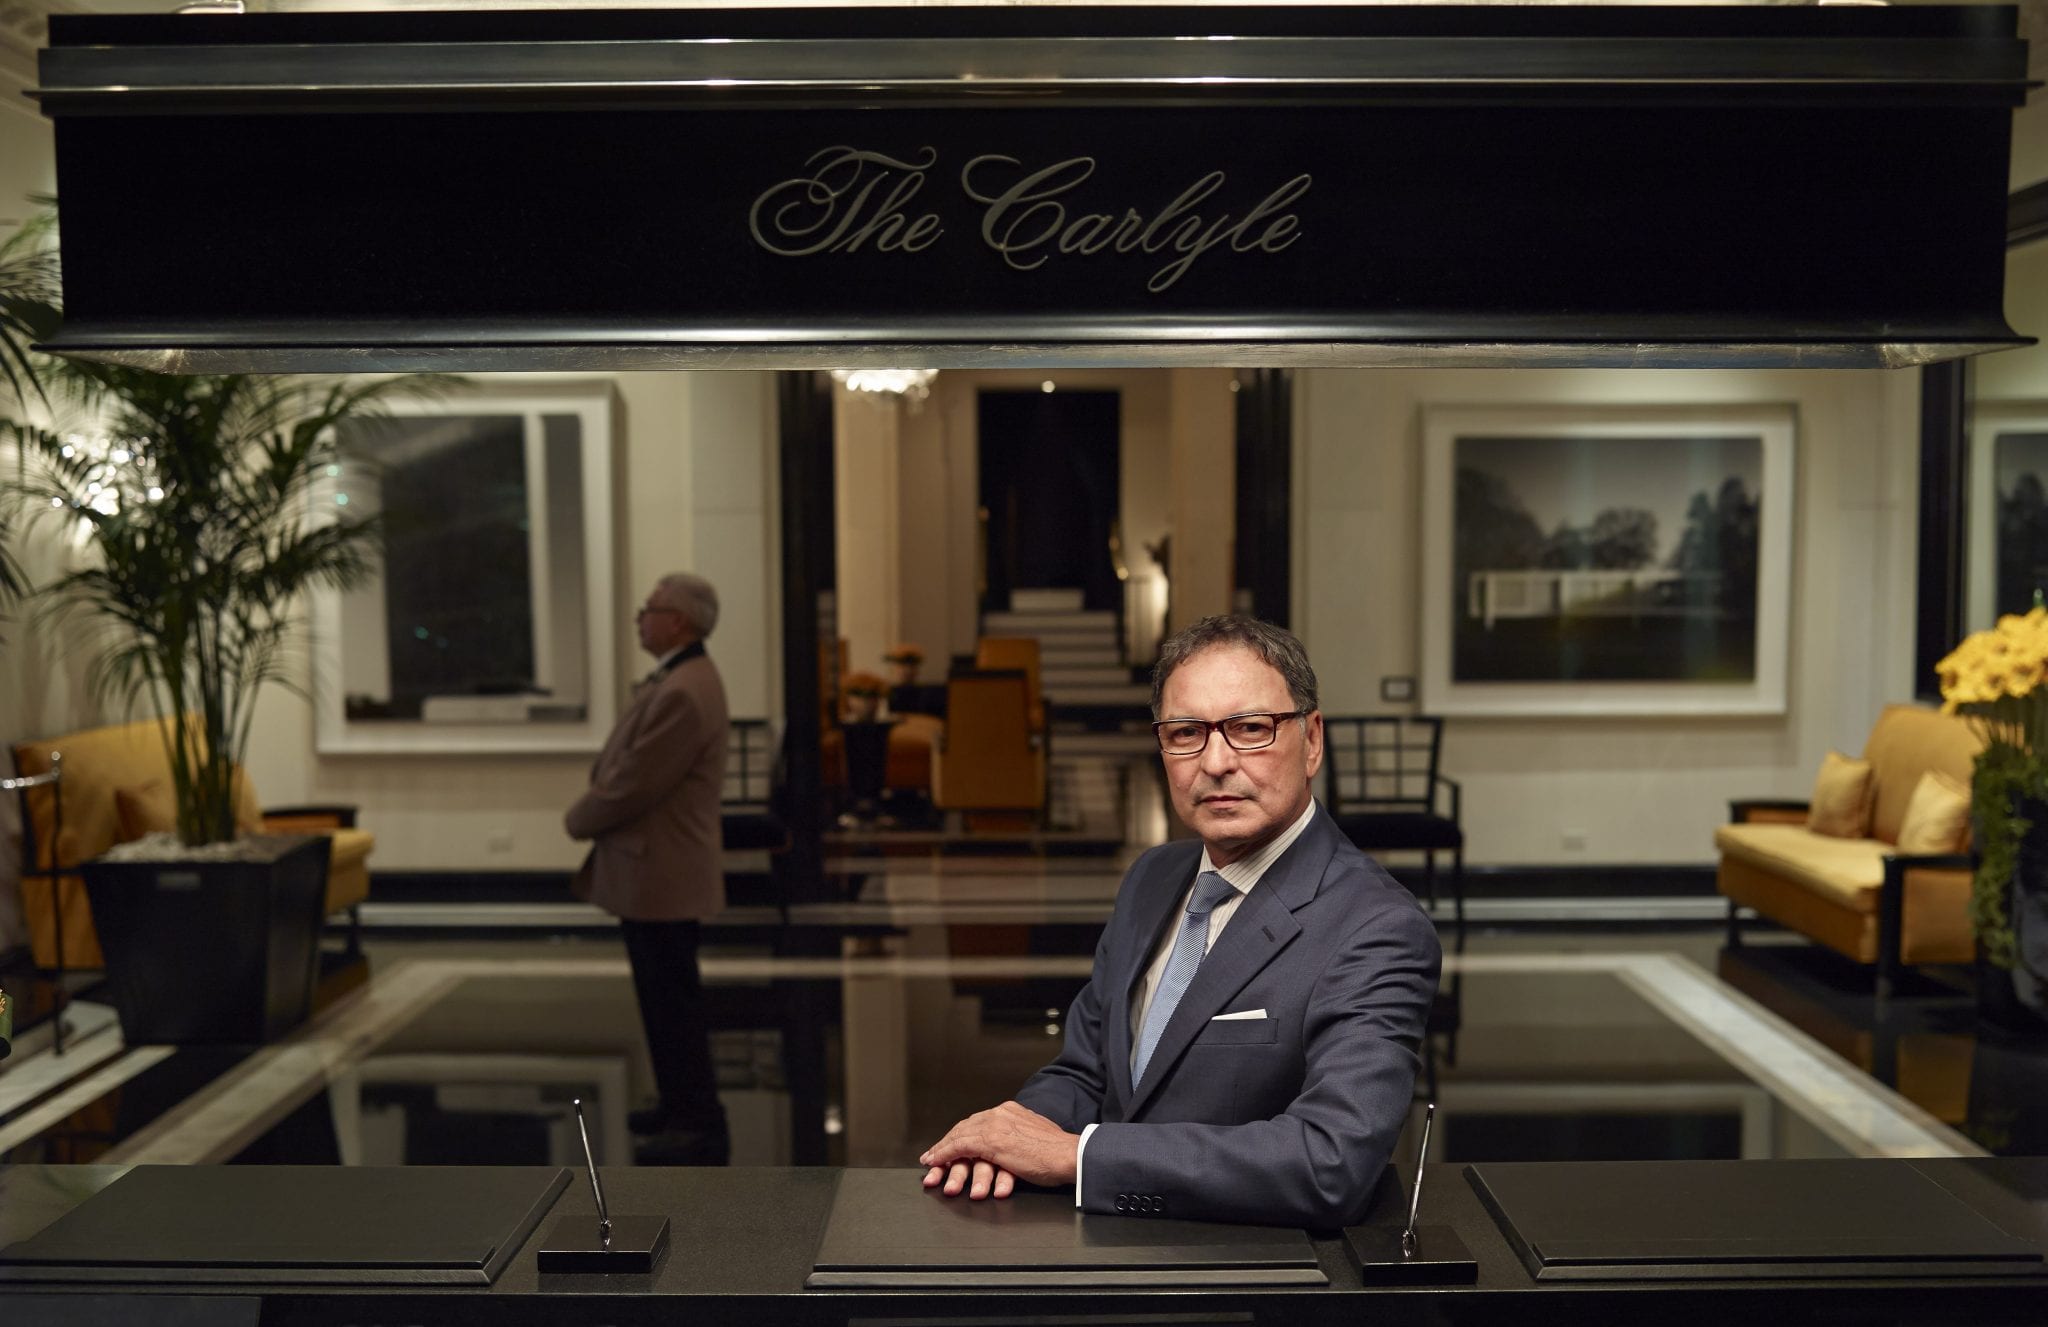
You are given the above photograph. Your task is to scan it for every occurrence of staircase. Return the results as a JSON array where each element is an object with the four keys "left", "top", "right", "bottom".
[
  {"left": 984, "top": 588, "right": 1153, "bottom": 833},
  {"left": 982, "top": 588, "right": 1151, "bottom": 713}
]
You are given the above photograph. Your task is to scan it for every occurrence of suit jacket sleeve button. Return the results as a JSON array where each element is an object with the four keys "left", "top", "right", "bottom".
[{"left": 1113, "top": 1195, "right": 1127, "bottom": 1212}]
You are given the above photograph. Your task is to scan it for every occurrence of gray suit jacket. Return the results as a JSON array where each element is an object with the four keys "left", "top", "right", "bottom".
[
  {"left": 565, "top": 648, "right": 729, "bottom": 922},
  {"left": 1014, "top": 805, "right": 1440, "bottom": 1228}
]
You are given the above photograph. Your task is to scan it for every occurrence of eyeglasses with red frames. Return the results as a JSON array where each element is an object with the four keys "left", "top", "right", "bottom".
[{"left": 1153, "top": 710, "right": 1309, "bottom": 756}]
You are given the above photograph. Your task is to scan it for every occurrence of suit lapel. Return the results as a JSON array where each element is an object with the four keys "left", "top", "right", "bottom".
[{"left": 1123, "top": 810, "right": 1339, "bottom": 1119}]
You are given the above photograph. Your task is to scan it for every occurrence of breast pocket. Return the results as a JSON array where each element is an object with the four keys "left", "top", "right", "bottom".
[{"left": 1195, "top": 1017, "right": 1278, "bottom": 1047}]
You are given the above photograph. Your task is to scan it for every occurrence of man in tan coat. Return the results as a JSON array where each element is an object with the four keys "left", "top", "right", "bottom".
[{"left": 567, "top": 571, "right": 730, "bottom": 1164}]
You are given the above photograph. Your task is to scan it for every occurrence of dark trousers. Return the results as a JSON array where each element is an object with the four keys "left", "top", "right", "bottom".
[{"left": 619, "top": 918, "right": 726, "bottom": 1133}]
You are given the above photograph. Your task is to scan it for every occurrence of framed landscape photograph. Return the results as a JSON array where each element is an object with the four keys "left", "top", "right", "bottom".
[
  {"left": 1419, "top": 405, "right": 1795, "bottom": 717},
  {"left": 1965, "top": 403, "right": 2048, "bottom": 633},
  {"left": 309, "top": 380, "right": 619, "bottom": 754}
]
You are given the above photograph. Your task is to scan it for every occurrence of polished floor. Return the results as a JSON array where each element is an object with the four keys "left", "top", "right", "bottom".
[{"left": 3, "top": 856, "right": 2042, "bottom": 1173}]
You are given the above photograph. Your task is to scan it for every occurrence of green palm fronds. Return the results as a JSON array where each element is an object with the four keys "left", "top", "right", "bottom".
[
  {"left": 0, "top": 203, "right": 62, "bottom": 616},
  {"left": 0, "top": 204, "right": 58, "bottom": 410},
  {"left": 12, "top": 366, "right": 457, "bottom": 845}
]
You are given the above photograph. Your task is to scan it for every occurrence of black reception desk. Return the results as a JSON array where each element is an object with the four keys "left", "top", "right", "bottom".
[{"left": 3, "top": 1159, "right": 2047, "bottom": 1327}]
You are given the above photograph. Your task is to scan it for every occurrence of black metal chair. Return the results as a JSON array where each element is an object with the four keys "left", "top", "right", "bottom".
[
  {"left": 1322, "top": 715, "right": 1466, "bottom": 949},
  {"left": 1322, "top": 716, "right": 1464, "bottom": 1097}
]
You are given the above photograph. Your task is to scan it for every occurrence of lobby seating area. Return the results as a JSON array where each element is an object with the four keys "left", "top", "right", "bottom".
[
  {"left": 10, "top": 717, "right": 372, "bottom": 971},
  {"left": 1717, "top": 704, "right": 1981, "bottom": 1001}
]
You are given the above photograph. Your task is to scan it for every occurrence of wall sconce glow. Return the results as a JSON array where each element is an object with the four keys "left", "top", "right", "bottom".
[
  {"left": 830, "top": 368, "right": 938, "bottom": 404},
  {"left": 1040, "top": 381, "right": 1056, "bottom": 393}
]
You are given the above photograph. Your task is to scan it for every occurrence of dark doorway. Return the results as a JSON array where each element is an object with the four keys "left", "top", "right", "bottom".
[{"left": 977, "top": 390, "right": 1121, "bottom": 614}]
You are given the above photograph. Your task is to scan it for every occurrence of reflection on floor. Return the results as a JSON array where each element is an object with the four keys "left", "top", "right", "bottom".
[{"left": 5, "top": 885, "right": 2040, "bottom": 1172}]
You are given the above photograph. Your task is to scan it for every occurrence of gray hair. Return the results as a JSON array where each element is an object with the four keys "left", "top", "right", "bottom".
[
  {"left": 656, "top": 572, "right": 719, "bottom": 639},
  {"left": 1150, "top": 614, "right": 1319, "bottom": 718}
]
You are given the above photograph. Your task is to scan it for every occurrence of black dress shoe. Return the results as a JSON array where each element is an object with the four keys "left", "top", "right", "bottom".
[{"left": 634, "top": 1126, "right": 730, "bottom": 1167}]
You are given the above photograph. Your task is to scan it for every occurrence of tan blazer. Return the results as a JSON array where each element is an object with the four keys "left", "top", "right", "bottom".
[{"left": 566, "top": 649, "right": 729, "bottom": 922}]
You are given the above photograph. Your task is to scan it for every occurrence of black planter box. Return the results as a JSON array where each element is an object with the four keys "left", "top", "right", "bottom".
[{"left": 82, "top": 835, "right": 332, "bottom": 1045}]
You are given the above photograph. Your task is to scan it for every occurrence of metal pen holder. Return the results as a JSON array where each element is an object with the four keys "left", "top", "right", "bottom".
[{"left": 536, "top": 1098, "right": 671, "bottom": 1274}]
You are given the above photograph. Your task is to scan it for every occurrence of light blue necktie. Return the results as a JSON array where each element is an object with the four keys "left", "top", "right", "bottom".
[{"left": 1131, "top": 870, "right": 1238, "bottom": 1089}]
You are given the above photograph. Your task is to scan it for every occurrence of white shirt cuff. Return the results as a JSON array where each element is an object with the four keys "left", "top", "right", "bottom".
[{"left": 1074, "top": 1122, "right": 1100, "bottom": 1208}]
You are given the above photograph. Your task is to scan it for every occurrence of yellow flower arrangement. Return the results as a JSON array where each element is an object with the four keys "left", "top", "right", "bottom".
[
  {"left": 1936, "top": 606, "right": 2048, "bottom": 971},
  {"left": 842, "top": 671, "right": 887, "bottom": 698}
]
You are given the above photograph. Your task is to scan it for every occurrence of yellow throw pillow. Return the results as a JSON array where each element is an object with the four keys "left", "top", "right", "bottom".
[
  {"left": 112, "top": 771, "right": 266, "bottom": 843},
  {"left": 1807, "top": 750, "right": 1875, "bottom": 839},
  {"left": 112, "top": 779, "right": 178, "bottom": 842},
  {"left": 1895, "top": 770, "right": 1972, "bottom": 855}
]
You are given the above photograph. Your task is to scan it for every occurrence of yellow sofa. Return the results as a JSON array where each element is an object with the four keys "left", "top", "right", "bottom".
[
  {"left": 1716, "top": 703, "right": 1979, "bottom": 999},
  {"left": 12, "top": 717, "right": 372, "bottom": 970}
]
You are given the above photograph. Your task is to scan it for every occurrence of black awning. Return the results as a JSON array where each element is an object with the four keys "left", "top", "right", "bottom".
[{"left": 30, "top": 4, "right": 2033, "bottom": 371}]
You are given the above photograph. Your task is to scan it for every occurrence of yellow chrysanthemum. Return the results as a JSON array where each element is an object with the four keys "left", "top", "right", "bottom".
[{"left": 1940, "top": 609, "right": 2048, "bottom": 711}]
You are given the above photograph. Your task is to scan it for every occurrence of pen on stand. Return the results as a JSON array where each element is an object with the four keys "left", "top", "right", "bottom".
[
  {"left": 572, "top": 1098, "right": 612, "bottom": 1247},
  {"left": 1401, "top": 1102, "right": 1435, "bottom": 1259}
]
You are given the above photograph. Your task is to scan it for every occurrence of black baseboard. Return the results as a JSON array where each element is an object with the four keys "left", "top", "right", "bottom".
[
  {"left": 369, "top": 870, "right": 779, "bottom": 908},
  {"left": 368, "top": 861, "right": 1718, "bottom": 908},
  {"left": 1386, "top": 863, "right": 1716, "bottom": 900}
]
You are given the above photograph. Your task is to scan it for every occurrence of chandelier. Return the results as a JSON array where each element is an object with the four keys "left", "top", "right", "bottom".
[{"left": 830, "top": 368, "right": 938, "bottom": 405}]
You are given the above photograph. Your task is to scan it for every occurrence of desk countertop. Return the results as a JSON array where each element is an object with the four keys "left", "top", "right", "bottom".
[{"left": 4, "top": 1158, "right": 2048, "bottom": 1327}]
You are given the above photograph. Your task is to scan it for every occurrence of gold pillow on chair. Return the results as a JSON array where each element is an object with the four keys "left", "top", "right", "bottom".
[
  {"left": 113, "top": 772, "right": 266, "bottom": 843},
  {"left": 1807, "top": 751, "right": 1875, "bottom": 839},
  {"left": 1895, "top": 770, "right": 1972, "bottom": 855}
]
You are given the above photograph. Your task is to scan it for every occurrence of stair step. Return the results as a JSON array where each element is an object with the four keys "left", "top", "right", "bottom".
[
  {"left": 1041, "top": 646, "right": 1126, "bottom": 667},
  {"left": 1050, "top": 730, "right": 1160, "bottom": 757},
  {"left": 1043, "top": 666, "right": 1140, "bottom": 687},
  {"left": 1009, "top": 588, "right": 1086, "bottom": 612},
  {"left": 983, "top": 610, "right": 1118, "bottom": 635},
  {"left": 1047, "top": 683, "right": 1155, "bottom": 706}
]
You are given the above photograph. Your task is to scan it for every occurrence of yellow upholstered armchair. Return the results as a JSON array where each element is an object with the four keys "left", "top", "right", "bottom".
[
  {"left": 929, "top": 670, "right": 1046, "bottom": 828},
  {"left": 974, "top": 637, "right": 1046, "bottom": 734},
  {"left": 1717, "top": 704, "right": 1980, "bottom": 1002},
  {"left": 11, "top": 716, "right": 372, "bottom": 970}
]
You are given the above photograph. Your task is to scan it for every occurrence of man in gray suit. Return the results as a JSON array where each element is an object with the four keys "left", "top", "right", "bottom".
[
  {"left": 567, "top": 572, "right": 731, "bottom": 1164},
  {"left": 921, "top": 615, "right": 1440, "bottom": 1227}
]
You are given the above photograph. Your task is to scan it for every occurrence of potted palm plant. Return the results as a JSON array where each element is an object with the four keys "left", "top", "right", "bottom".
[{"left": 3, "top": 299, "right": 449, "bottom": 1038}]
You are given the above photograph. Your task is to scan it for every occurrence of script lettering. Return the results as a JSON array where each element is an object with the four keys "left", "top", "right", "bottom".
[
  {"left": 749, "top": 146, "right": 944, "bottom": 257},
  {"left": 751, "top": 146, "right": 1310, "bottom": 291},
  {"left": 962, "top": 154, "right": 1310, "bottom": 291}
]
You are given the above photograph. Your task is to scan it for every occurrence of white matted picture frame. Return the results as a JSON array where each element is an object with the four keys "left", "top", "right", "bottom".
[
  {"left": 310, "top": 380, "right": 619, "bottom": 754},
  {"left": 1965, "top": 401, "right": 2048, "bottom": 634},
  {"left": 1419, "top": 404, "right": 1795, "bottom": 718}
]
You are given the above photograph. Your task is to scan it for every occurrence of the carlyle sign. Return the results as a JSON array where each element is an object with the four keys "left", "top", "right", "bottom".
[{"left": 748, "top": 146, "right": 1313, "bottom": 293}]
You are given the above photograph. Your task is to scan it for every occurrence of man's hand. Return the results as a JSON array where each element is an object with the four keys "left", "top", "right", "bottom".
[{"left": 919, "top": 1101, "right": 1079, "bottom": 1200}]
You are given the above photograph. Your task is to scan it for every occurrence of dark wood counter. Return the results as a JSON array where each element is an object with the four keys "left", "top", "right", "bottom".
[{"left": 4, "top": 1160, "right": 2047, "bottom": 1327}]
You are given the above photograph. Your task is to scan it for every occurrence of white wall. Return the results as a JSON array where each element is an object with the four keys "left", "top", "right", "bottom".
[
  {"left": 1295, "top": 367, "right": 1922, "bottom": 867},
  {"left": 1977, "top": 239, "right": 2048, "bottom": 402},
  {"left": 836, "top": 386, "right": 902, "bottom": 681}
]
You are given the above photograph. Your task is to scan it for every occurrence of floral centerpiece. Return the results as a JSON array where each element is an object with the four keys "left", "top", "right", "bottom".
[
  {"left": 842, "top": 670, "right": 888, "bottom": 723},
  {"left": 1935, "top": 606, "right": 2048, "bottom": 974}
]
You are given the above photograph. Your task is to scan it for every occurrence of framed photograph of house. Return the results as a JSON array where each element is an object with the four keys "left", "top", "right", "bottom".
[
  {"left": 1965, "top": 403, "right": 2048, "bottom": 633},
  {"left": 309, "top": 381, "right": 619, "bottom": 754},
  {"left": 1419, "top": 405, "right": 1796, "bottom": 717}
]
